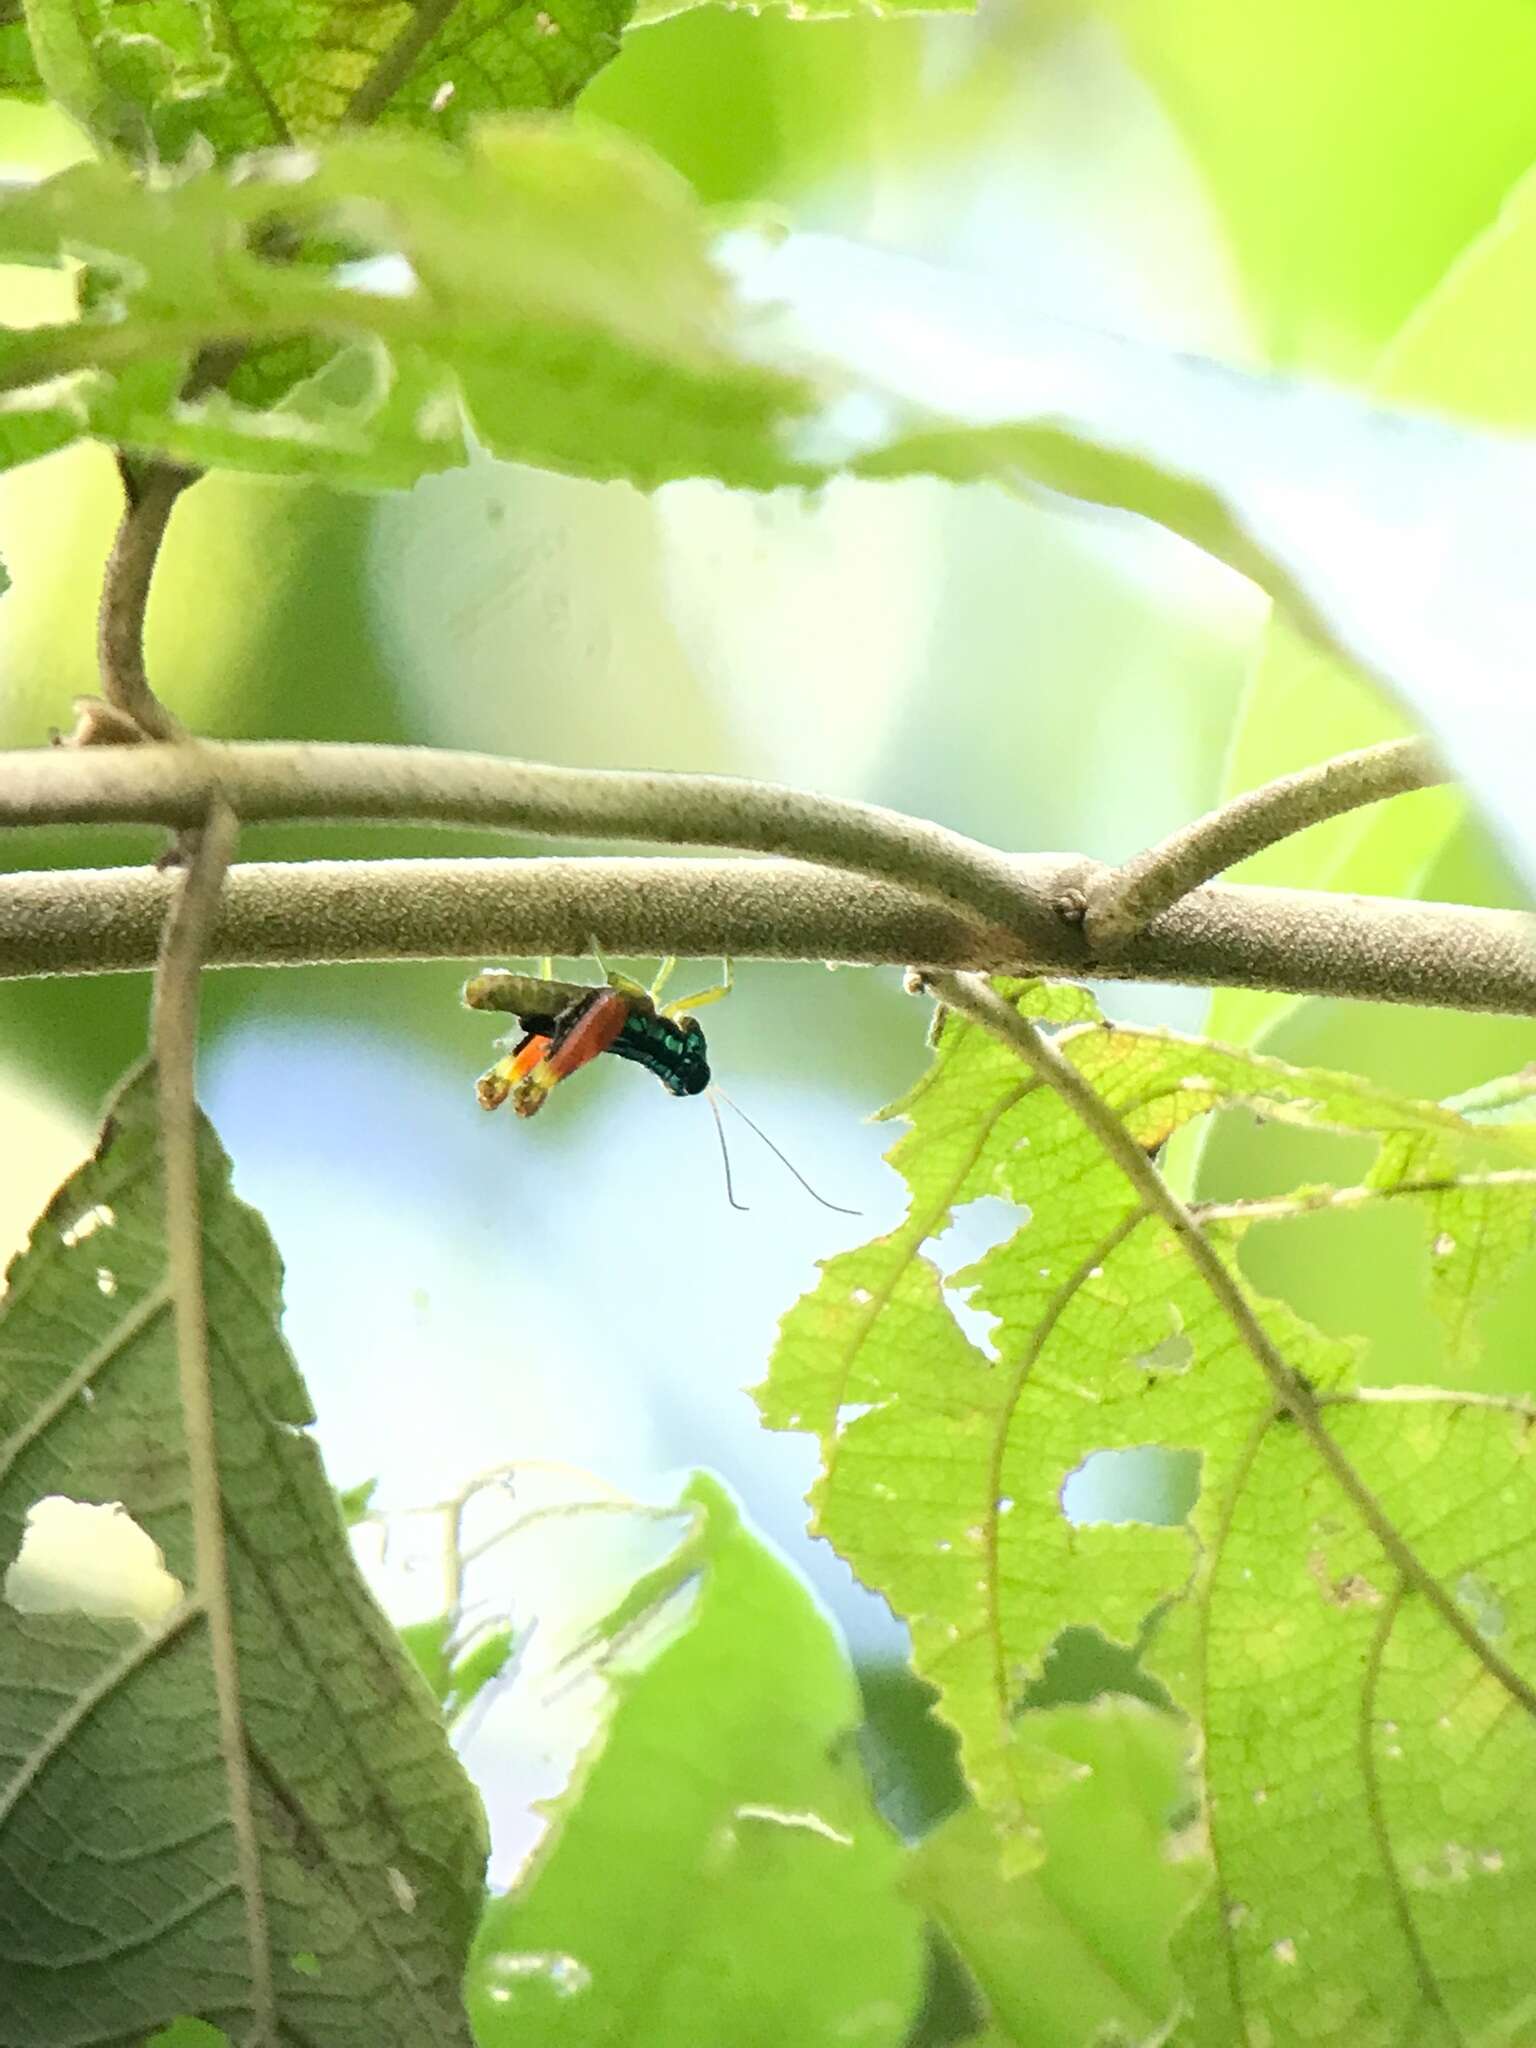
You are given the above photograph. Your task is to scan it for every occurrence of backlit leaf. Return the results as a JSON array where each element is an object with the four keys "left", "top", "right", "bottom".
[
  {"left": 2, "top": 0, "right": 631, "bottom": 160},
  {"left": 1206, "top": 154, "right": 1536, "bottom": 1050},
  {"left": 1, "top": 125, "right": 1533, "bottom": 814},
  {"left": 467, "top": 1471, "right": 924, "bottom": 2048},
  {"left": 0, "top": 122, "right": 813, "bottom": 489},
  {"left": 907, "top": 1700, "right": 1200, "bottom": 2047},
  {"left": 758, "top": 982, "right": 1536, "bottom": 2033}
]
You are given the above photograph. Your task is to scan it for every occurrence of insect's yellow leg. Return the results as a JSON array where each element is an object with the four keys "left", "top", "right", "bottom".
[
  {"left": 538, "top": 955, "right": 554, "bottom": 980},
  {"left": 649, "top": 956, "right": 677, "bottom": 1006},
  {"left": 665, "top": 958, "right": 733, "bottom": 1019},
  {"left": 475, "top": 1053, "right": 520, "bottom": 1111}
]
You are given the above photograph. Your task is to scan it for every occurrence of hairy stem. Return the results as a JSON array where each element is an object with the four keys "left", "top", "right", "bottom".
[
  {"left": 3, "top": 855, "right": 1536, "bottom": 1013},
  {"left": 149, "top": 797, "right": 273, "bottom": 2030},
  {"left": 0, "top": 739, "right": 1058, "bottom": 945},
  {"left": 918, "top": 969, "right": 1536, "bottom": 1718},
  {"left": 96, "top": 459, "right": 199, "bottom": 743},
  {"left": 1084, "top": 737, "right": 1447, "bottom": 950}
]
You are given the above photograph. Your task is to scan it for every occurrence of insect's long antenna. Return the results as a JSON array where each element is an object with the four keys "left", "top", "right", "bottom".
[
  {"left": 708, "top": 1085, "right": 861, "bottom": 1216},
  {"left": 706, "top": 1088, "right": 749, "bottom": 1212}
]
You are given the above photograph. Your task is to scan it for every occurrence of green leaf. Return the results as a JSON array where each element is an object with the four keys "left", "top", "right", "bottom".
[
  {"left": 3, "top": 0, "right": 632, "bottom": 160},
  {"left": 630, "top": 0, "right": 965, "bottom": 27},
  {"left": 1081, "top": 0, "right": 1536, "bottom": 367},
  {"left": 336, "top": 1472, "right": 378, "bottom": 1525},
  {"left": 0, "top": 366, "right": 86, "bottom": 476},
  {"left": 0, "top": 122, "right": 814, "bottom": 489},
  {"left": 399, "top": 1612, "right": 455, "bottom": 1701},
  {"left": 142, "top": 2023, "right": 233, "bottom": 2048},
  {"left": 466, "top": 1471, "right": 925, "bottom": 2048},
  {"left": 757, "top": 983, "right": 1536, "bottom": 2033},
  {"left": 400, "top": 1613, "right": 519, "bottom": 1725},
  {"left": 0, "top": 1064, "right": 487, "bottom": 2044},
  {"left": 728, "top": 230, "right": 1536, "bottom": 886},
  {"left": 1206, "top": 156, "right": 1536, "bottom": 1051},
  {"left": 1166, "top": 1392, "right": 1536, "bottom": 2046},
  {"left": 1364, "top": 1111, "right": 1536, "bottom": 1375},
  {"left": 5, "top": 126, "right": 1534, "bottom": 815},
  {"left": 907, "top": 1701, "right": 1200, "bottom": 2047}
]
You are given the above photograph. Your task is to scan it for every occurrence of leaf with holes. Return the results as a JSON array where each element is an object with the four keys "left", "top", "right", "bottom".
[
  {"left": 1162, "top": 1389, "right": 1536, "bottom": 2046},
  {"left": 0, "top": 1063, "right": 487, "bottom": 2046},
  {"left": 756, "top": 981, "right": 1536, "bottom": 2033},
  {"left": 466, "top": 1472, "right": 924, "bottom": 2048},
  {"left": 1364, "top": 1094, "right": 1536, "bottom": 1376},
  {"left": 0, "top": 122, "right": 814, "bottom": 490},
  {"left": 4, "top": 0, "right": 632, "bottom": 161},
  {"left": 906, "top": 1699, "right": 1201, "bottom": 2047},
  {"left": 629, "top": 0, "right": 966, "bottom": 26}
]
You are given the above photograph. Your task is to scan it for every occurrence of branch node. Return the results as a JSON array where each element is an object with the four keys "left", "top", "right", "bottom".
[
  {"left": 54, "top": 696, "right": 150, "bottom": 749},
  {"left": 1084, "top": 737, "right": 1448, "bottom": 952}
]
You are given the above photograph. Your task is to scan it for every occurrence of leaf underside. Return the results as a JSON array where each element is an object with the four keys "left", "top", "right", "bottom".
[
  {"left": 755, "top": 981, "right": 1536, "bottom": 2042},
  {"left": 0, "top": 1063, "right": 487, "bottom": 2047}
]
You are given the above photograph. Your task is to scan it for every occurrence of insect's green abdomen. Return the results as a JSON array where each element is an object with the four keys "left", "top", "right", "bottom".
[{"left": 611, "top": 1013, "right": 711, "bottom": 1096}]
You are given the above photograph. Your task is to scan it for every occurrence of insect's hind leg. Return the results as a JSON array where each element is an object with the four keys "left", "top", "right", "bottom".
[{"left": 663, "top": 958, "right": 733, "bottom": 1021}]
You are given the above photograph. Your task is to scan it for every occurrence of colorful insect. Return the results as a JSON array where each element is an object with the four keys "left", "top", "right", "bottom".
[{"left": 463, "top": 957, "right": 856, "bottom": 1214}]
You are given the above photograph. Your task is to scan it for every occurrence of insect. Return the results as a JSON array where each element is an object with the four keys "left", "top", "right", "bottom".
[{"left": 463, "top": 957, "right": 856, "bottom": 1214}]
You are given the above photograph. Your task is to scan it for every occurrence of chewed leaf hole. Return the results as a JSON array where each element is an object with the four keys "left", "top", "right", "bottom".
[
  {"left": 1060, "top": 1447, "right": 1201, "bottom": 1527},
  {"left": 480, "top": 1951, "right": 592, "bottom": 2004},
  {"left": 835, "top": 1402, "right": 881, "bottom": 1436},
  {"left": 1455, "top": 1572, "right": 1506, "bottom": 1640},
  {"left": 59, "top": 1202, "right": 115, "bottom": 1248},
  {"left": 1133, "top": 1331, "right": 1193, "bottom": 1376},
  {"left": 1017, "top": 1624, "right": 1174, "bottom": 1714},
  {"left": 3, "top": 1496, "right": 184, "bottom": 1625}
]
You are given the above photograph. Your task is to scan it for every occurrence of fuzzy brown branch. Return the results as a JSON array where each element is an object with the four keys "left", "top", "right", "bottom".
[
  {"left": 95, "top": 459, "right": 199, "bottom": 743},
  {"left": 1083, "top": 737, "right": 1448, "bottom": 950},
  {"left": 2, "top": 856, "right": 1536, "bottom": 1015}
]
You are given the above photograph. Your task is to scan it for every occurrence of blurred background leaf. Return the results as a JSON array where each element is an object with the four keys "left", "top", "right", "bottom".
[
  {"left": 907, "top": 1701, "right": 1199, "bottom": 2047},
  {"left": 466, "top": 1472, "right": 925, "bottom": 2047}
]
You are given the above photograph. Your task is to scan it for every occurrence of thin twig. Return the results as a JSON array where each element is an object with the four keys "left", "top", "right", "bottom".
[
  {"left": 916, "top": 969, "right": 1536, "bottom": 1719},
  {"left": 1197, "top": 1170, "right": 1536, "bottom": 1229},
  {"left": 96, "top": 458, "right": 199, "bottom": 743},
  {"left": 149, "top": 796, "right": 274, "bottom": 2032},
  {"left": 3, "top": 854, "right": 1536, "bottom": 1016},
  {"left": 1083, "top": 737, "right": 1447, "bottom": 950}
]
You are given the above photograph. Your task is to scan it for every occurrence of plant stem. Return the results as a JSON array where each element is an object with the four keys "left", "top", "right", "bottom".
[
  {"left": 917, "top": 968, "right": 1536, "bottom": 1719},
  {"left": 5, "top": 851, "right": 1536, "bottom": 1012},
  {"left": 0, "top": 739, "right": 1060, "bottom": 945},
  {"left": 149, "top": 796, "right": 274, "bottom": 2031},
  {"left": 2, "top": 855, "right": 1536, "bottom": 1013},
  {"left": 96, "top": 459, "right": 199, "bottom": 743},
  {"left": 1084, "top": 737, "right": 1447, "bottom": 949}
]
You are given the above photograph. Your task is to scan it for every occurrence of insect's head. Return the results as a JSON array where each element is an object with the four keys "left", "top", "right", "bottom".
[{"left": 665, "top": 1015, "right": 711, "bottom": 1097}]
